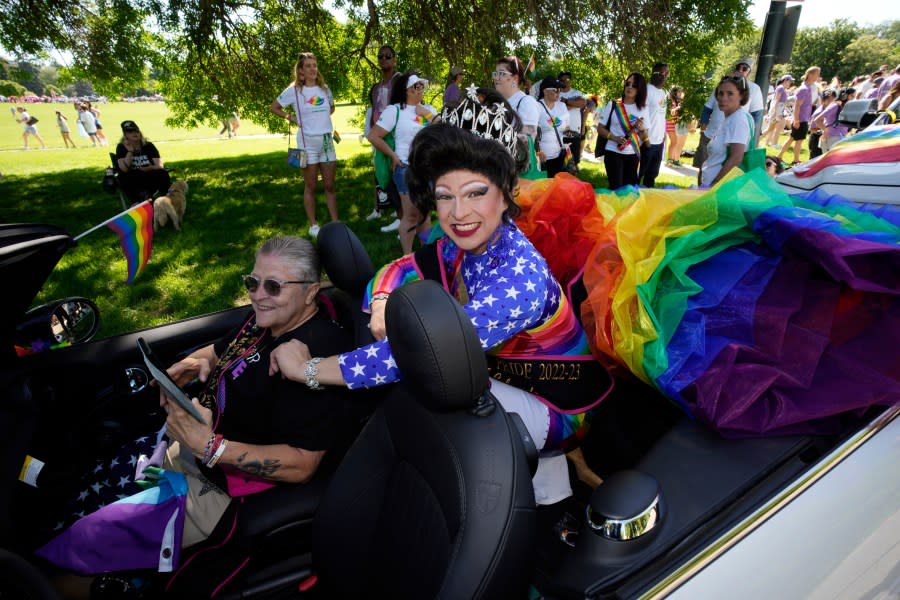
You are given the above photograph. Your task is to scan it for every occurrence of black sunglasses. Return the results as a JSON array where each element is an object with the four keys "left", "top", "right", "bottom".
[
  {"left": 378, "top": 53, "right": 394, "bottom": 59},
  {"left": 243, "top": 274, "right": 315, "bottom": 296},
  {"left": 719, "top": 75, "right": 747, "bottom": 89}
]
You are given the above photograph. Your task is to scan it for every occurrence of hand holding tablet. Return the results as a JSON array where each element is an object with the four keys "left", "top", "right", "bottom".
[{"left": 138, "top": 337, "right": 208, "bottom": 425}]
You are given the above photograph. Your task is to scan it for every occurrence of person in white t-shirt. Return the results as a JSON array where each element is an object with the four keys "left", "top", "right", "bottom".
[
  {"left": 494, "top": 55, "right": 540, "bottom": 170},
  {"left": 595, "top": 73, "right": 651, "bottom": 190},
  {"left": 734, "top": 57, "right": 764, "bottom": 146},
  {"left": 270, "top": 52, "right": 338, "bottom": 239},
  {"left": 700, "top": 76, "right": 751, "bottom": 187},
  {"left": 558, "top": 71, "right": 586, "bottom": 172},
  {"left": 367, "top": 71, "right": 437, "bottom": 255},
  {"left": 535, "top": 76, "right": 570, "bottom": 177},
  {"left": 639, "top": 62, "right": 669, "bottom": 187}
]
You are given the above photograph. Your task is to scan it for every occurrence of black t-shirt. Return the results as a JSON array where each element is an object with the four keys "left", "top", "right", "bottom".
[
  {"left": 115, "top": 141, "right": 161, "bottom": 170},
  {"left": 210, "top": 308, "right": 354, "bottom": 452}
]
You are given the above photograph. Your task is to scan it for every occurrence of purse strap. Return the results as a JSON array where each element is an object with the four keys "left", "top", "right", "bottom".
[
  {"left": 539, "top": 100, "right": 564, "bottom": 148},
  {"left": 289, "top": 86, "right": 306, "bottom": 149}
]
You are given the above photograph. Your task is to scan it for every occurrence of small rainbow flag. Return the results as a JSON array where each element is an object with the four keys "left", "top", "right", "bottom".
[
  {"left": 525, "top": 53, "right": 536, "bottom": 77},
  {"left": 76, "top": 201, "right": 154, "bottom": 284},
  {"left": 108, "top": 201, "right": 154, "bottom": 283}
]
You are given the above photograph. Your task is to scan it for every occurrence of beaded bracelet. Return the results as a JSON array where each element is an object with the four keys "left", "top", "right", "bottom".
[
  {"left": 206, "top": 438, "right": 227, "bottom": 468},
  {"left": 201, "top": 432, "right": 217, "bottom": 463},
  {"left": 305, "top": 357, "right": 323, "bottom": 391},
  {"left": 371, "top": 292, "right": 390, "bottom": 303}
]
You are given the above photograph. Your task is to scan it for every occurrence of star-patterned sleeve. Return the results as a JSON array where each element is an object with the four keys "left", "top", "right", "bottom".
[
  {"left": 458, "top": 236, "right": 552, "bottom": 352},
  {"left": 339, "top": 225, "right": 556, "bottom": 390}
]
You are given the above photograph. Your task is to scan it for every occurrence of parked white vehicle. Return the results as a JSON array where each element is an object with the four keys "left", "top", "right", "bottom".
[{"left": 777, "top": 96, "right": 900, "bottom": 206}]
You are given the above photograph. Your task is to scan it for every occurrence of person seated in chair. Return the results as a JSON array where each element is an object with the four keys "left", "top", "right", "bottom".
[
  {"left": 271, "top": 89, "right": 609, "bottom": 507},
  {"left": 39, "top": 236, "right": 358, "bottom": 596},
  {"left": 115, "top": 120, "right": 172, "bottom": 203}
]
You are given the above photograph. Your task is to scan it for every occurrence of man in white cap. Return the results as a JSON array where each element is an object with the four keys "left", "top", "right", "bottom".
[{"left": 735, "top": 57, "right": 764, "bottom": 146}]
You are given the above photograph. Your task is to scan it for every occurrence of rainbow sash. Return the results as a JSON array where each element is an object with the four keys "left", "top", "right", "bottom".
[{"left": 613, "top": 100, "right": 642, "bottom": 154}]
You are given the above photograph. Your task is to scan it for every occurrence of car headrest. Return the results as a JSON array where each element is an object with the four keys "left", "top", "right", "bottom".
[
  {"left": 385, "top": 280, "right": 489, "bottom": 412},
  {"left": 317, "top": 222, "right": 375, "bottom": 297}
]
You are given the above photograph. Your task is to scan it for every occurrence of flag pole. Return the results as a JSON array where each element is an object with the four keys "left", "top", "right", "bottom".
[{"left": 74, "top": 200, "right": 150, "bottom": 241}]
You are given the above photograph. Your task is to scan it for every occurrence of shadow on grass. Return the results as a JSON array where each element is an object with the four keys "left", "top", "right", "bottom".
[
  {"left": 2, "top": 150, "right": 401, "bottom": 337},
  {"left": 1, "top": 148, "right": 690, "bottom": 337}
]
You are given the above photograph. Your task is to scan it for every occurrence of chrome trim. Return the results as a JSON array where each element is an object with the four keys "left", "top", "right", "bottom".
[
  {"left": 642, "top": 405, "right": 900, "bottom": 598},
  {"left": 587, "top": 494, "right": 661, "bottom": 541},
  {"left": 124, "top": 367, "right": 149, "bottom": 394}
]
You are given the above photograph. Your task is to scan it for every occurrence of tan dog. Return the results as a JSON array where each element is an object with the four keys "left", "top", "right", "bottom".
[{"left": 154, "top": 180, "right": 188, "bottom": 231}]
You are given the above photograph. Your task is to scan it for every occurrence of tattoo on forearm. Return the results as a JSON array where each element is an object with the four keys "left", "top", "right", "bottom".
[{"left": 232, "top": 451, "right": 282, "bottom": 478}]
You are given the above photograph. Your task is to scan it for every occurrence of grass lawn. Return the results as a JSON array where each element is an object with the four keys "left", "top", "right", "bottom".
[{"left": 2, "top": 101, "right": 708, "bottom": 339}]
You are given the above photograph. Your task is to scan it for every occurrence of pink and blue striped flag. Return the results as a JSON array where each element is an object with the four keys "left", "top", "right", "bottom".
[{"left": 106, "top": 200, "right": 154, "bottom": 284}]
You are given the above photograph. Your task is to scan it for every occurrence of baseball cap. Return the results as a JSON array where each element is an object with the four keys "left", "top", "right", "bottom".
[
  {"left": 121, "top": 120, "right": 140, "bottom": 133},
  {"left": 449, "top": 66, "right": 464, "bottom": 77},
  {"left": 539, "top": 75, "right": 563, "bottom": 94},
  {"left": 406, "top": 74, "right": 429, "bottom": 89},
  {"left": 736, "top": 57, "right": 754, "bottom": 70}
]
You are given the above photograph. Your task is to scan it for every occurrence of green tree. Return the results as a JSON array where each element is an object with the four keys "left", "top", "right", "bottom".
[
  {"left": 0, "top": 0, "right": 753, "bottom": 129},
  {"left": 841, "top": 34, "right": 899, "bottom": 79},
  {"left": 0, "top": 79, "right": 28, "bottom": 96},
  {"left": 790, "top": 19, "right": 861, "bottom": 81}
]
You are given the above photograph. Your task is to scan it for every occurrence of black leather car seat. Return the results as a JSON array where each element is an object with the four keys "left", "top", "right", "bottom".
[{"left": 311, "top": 280, "right": 537, "bottom": 599}]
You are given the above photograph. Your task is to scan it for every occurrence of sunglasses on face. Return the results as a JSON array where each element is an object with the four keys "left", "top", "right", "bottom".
[
  {"left": 736, "top": 65, "right": 751, "bottom": 72},
  {"left": 378, "top": 53, "right": 393, "bottom": 59},
  {"left": 412, "top": 83, "right": 426, "bottom": 91},
  {"left": 492, "top": 70, "right": 512, "bottom": 79},
  {"left": 624, "top": 81, "right": 637, "bottom": 88},
  {"left": 242, "top": 274, "right": 314, "bottom": 296}
]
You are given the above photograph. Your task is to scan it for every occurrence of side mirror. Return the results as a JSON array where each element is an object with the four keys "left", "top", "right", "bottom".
[
  {"left": 838, "top": 98, "right": 878, "bottom": 129},
  {"left": 14, "top": 297, "right": 100, "bottom": 355}
]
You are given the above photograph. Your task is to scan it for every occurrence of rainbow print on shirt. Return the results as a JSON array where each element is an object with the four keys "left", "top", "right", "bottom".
[
  {"left": 306, "top": 96, "right": 325, "bottom": 106},
  {"left": 548, "top": 115, "right": 562, "bottom": 128},
  {"left": 414, "top": 114, "right": 430, "bottom": 126}
]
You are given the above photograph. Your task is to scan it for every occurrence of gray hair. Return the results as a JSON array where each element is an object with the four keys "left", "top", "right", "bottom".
[{"left": 256, "top": 236, "right": 320, "bottom": 282}]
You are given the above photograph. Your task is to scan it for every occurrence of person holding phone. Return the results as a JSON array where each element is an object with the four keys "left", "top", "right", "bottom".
[{"left": 41, "top": 237, "right": 357, "bottom": 586}]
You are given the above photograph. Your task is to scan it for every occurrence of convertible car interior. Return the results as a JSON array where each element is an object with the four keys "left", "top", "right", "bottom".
[{"left": 0, "top": 221, "right": 891, "bottom": 598}]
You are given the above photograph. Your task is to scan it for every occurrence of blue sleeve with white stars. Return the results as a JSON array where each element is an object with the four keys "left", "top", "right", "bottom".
[
  {"left": 457, "top": 239, "right": 551, "bottom": 351},
  {"left": 338, "top": 224, "right": 554, "bottom": 390}
]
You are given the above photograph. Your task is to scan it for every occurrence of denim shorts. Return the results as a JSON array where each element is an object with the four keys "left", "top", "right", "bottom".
[
  {"left": 392, "top": 163, "right": 409, "bottom": 195},
  {"left": 298, "top": 132, "right": 337, "bottom": 165}
]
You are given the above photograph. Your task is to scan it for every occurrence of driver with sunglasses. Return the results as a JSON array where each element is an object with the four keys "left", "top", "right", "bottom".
[
  {"left": 40, "top": 237, "right": 357, "bottom": 582},
  {"left": 159, "top": 236, "right": 355, "bottom": 544}
]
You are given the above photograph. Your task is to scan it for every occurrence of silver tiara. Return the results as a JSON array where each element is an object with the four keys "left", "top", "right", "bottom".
[{"left": 441, "top": 84, "right": 518, "bottom": 154}]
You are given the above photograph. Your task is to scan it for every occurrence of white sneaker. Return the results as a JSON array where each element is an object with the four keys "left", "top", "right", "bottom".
[
  {"left": 365, "top": 209, "right": 381, "bottom": 221},
  {"left": 309, "top": 224, "right": 320, "bottom": 238},
  {"left": 380, "top": 218, "right": 401, "bottom": 233}
]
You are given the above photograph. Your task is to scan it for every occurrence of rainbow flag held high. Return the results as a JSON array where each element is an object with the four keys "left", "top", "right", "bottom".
[
  {"left": 525, "top": 53, "right": 536, "bottom": 77},
  {"left": 107, "top": 201, "right": 154, "bottom": 284}
]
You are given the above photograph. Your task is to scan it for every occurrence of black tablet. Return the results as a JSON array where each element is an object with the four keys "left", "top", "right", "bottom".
[{"left": 137, "top": 337, "right": 207, "bottom": 424}]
